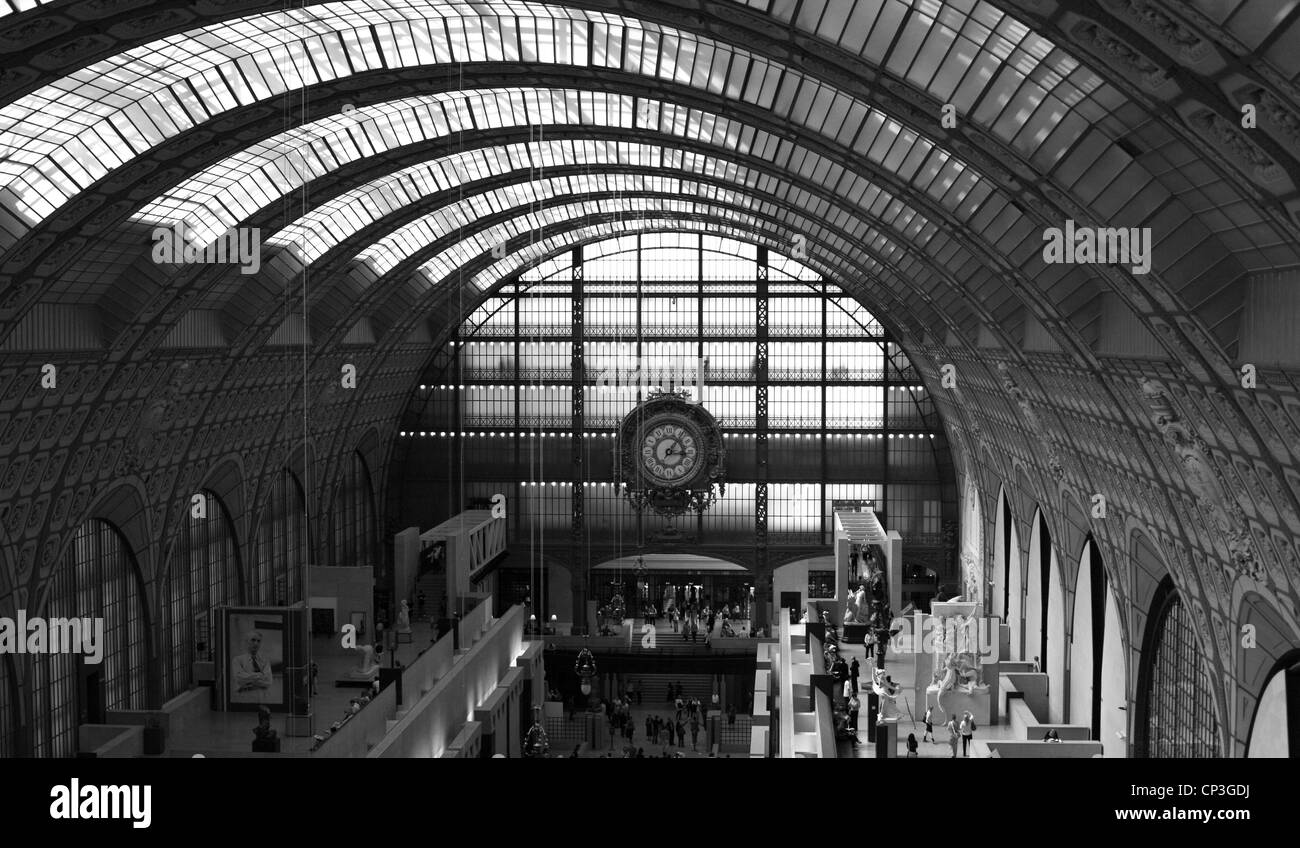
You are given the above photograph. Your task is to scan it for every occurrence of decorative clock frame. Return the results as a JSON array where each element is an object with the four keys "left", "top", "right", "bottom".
[{"left": 617, "top": 389, "right": 726, "bottom": 517}]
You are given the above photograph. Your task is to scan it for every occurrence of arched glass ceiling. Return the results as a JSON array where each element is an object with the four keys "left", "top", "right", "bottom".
[
  {"left": 269, "top": 139, "right": 664, "bottom": 267},
  {"left": 260, "top": 141, "right": 948, "bottom": 290},
  {"left": 135, "top": 87, "right": 983, "bottom": 250},
  {"left": 135, "top": 89, "right": 984, "bottom": 278},
  {"left": 0, "top": 0, "right": 1116, "bottom": 240},
  {"left": 515, "top": 233, "right": 824, "bottom": 284},
  {"left": 360, "top": 178, "right": 756, "bottom": 279},
  {"left": 415, "top": 218, "right": 854, "bottom": 308},
  {"left": 373, "top": 195, "right": 839, "bottom": 298}
]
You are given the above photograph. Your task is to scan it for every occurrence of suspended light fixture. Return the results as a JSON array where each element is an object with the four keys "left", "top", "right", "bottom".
[
  {"left": 523, "top": 705, "right": 550, "bottom": 758},
  {"left": 574, "top": 636, "right": 598, "bottom": 698}
]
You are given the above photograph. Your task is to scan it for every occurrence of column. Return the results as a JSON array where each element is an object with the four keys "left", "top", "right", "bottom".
[
  {"left": 753, "top": 249, "right": 770, "bottom": 632},
  {"left": 571, "top": 249, "right": 586, "bottom": 634}
]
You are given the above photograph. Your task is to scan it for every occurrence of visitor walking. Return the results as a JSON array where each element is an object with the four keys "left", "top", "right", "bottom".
[
  {"left": 946, "top": 716, "right": 960, "bottom": 758},
  {"left": 923, "top": 706, "right": 935, "bottom": 743},
  {"left": 906, "top": 733, "right": 919, "bottom": 757},
  {"left": 849, "top": 657, "right": 860, "bottom": 693},
  {"left": 847, "top": 693, "right": 860, "bottom": 732},
  {"left": 960, "top": 711, "right": 975, "bottom": 757}
]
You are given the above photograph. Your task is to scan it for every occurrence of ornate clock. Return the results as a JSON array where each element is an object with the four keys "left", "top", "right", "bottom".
[{"left": 617, "top": 389, "right": 726, "bottom": 517}]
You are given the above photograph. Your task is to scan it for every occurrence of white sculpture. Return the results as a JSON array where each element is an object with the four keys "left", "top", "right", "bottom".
[
  {"left": 347, "top": 644, "right": 379, "bottom": 680},
  {"left": 398, "top": 600, "right": 412, "bottom": 634},
  {"left": 871, "top": 667, "right": 901, "bottom": 720},
  {"left": 843, "top": 586, "right": 866, "bottom": 624}
]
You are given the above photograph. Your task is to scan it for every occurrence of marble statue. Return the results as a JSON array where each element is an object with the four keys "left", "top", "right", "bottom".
[
  {"left": 346, "top": 643, "right": 380, "bottom": 680},
  {"left": 397, "top": 600, "right": 412, "bottom": 634},
  {"left": 843, "top": 586, "right": 866, "bottom": 624},
  {"left": 931, "top": 651, "right": 985, "bottom": 715},
  {"left": 820, "top": 610, "right": 840, "bottom": 647},
  {"left": 871, "top": 667, "right": 901, "bottom": 720}
]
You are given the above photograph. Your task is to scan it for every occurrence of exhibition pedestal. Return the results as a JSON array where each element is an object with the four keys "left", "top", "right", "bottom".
[{"left": 874, "top": 718, "right": 898, "bottom": 758}]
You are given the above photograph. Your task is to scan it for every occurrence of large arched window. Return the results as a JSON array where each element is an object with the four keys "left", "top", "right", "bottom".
[
  {"left": 30, "top": 520, "right": 148, "bottom": 758},
  {"left": 163, "top": 491, "right": 241, "bottom": 699},
  {"left": 1137, "top": 577, "right": 1220, "bottom": 758},
  {"left": 0, "top": 655, "right": 15, "bottom": 758},
  {"left": 332, "top": 452, "right": 377, "bottom": 567},
  {"left": 253, "top": 470, "right": 309, "bottom": 606}
]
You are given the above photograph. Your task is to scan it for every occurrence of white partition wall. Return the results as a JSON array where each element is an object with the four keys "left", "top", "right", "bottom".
[
  {"left": 1046, "top": 545, "right": 1066, "bottom": 724},
  {"left": 1026, "top": 513, "right": 1045, "bottom": 669},
  {"left": 1100, "top": 590, "right": 1128, "bottom": 757},
  {"left": 1068, "top": 542, "right": 1094, "bottom": 730},
  {"left": 1008, "top": 518, "right": 1023, "bottom": 661},
  {"left": 992, "top": 488, "right": 1009, "bottom": 621},
  {"left": 1246, "top": 670, "right": 1290, "bottom": 757}
]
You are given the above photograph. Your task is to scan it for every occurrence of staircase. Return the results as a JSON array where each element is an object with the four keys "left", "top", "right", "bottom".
[
  {"left": 625, "top": 673, "right": 716, "bottom": 705},
  {"left": 413, "top": 570, "right": 446, "bottom": 623}
]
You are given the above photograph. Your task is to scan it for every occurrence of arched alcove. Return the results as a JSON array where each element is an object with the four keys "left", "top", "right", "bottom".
[
  {"left": 1046, "top": 539, "right": 1066, "bottom": 724},
  {"left": 960, "top": 475, "right": 983, "bottom": 610},
  {"left": 1100, "top": 587, "right": 1128, "bottom": 757},
  {"left": 1068, "top": 538, "right": 1126, "bottom": 750},
  {"left": 1136, "top": 575, "right": 1221, "bottom": 758},
  {"left": 1026, "top": 510, "right": 1046, "bottom": 670},
  {"left": 1008, "top": 514, "right": 1023, "bottom": 661},
  {"left": 162, "top": 489, "right": 242, "bottom": 700},
  {"left": 251, "top": 469, "right": 310, "bottom": 607},
  {"left": 29, "top": 519, "right": 150, "bottom": 758},
  {"left": 0, "top": 653, "right": 16, "bottom": 758},
  {"left": 1245, "top": 650, "right": 1300, "bottom": 758},
  {"left": 992, "top": 486, "right": 1009, "bottom": 622},
  {"left": 331, "top": 451, "right": 378, "bottom": 568}
]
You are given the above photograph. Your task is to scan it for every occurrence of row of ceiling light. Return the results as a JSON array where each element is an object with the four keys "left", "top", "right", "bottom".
[
  {"left": 397, "top": 431, "right": 934, "bottom": 439},
  {"left": 417, "top": 384, "right": 928, "bottom": 391}
]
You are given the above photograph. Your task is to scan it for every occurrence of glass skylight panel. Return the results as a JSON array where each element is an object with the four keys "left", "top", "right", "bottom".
[{"left": 0, "top": 1, "right": 1088, "bottom": 280}]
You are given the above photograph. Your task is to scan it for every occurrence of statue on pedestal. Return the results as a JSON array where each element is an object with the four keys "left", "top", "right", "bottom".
[
  {"left": 820, "top": 610, "right": 840, "bottom": 647},
  {"left": 871, "top": 667, "right": 901, "bottom": 721},
  {"left": 346, "top": 643, "right": 380, "bottom": 680},
  {"left": 843, "top": 586, "right": 866, "bottom": 624},
  {"left": 931, "top": 650, "right": 986, "bottom": 716}
]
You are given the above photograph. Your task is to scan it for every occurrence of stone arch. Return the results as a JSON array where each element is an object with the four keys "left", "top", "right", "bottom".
[
  {"left": 1243, "top": 649, "right": 1299, "bottom": 758},
  {"left": 1135, "top": 573, "right": 1225, "bottom": 758},
  {"left": 1236, "top": 591, "right": 1300, "bottom": 757},
  {"left": 28, "top": 518, "right": 153, "bottom": 757}
]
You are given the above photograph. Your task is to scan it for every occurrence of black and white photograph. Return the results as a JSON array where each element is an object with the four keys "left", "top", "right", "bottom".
[
  {"left": 0, "top": 0, "right": 1296, "bottom": 833},
  {"left": 225, "top": 611, "right": 286, "bottom": 710}
]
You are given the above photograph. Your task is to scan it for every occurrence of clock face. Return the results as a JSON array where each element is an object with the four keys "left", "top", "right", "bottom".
[{"left": 639, "top": 421, "right": 702, "bottom": 486}]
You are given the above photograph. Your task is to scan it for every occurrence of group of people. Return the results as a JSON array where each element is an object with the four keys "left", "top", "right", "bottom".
[
  {"left": 600, "top": 688, "right": 714, "bottom": 752},
  {"left": 642, "top": 710, "right": 703, "bottom": 751},
  {"left": 917, "top": 706, "right": 977, "bottom": 757}
]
